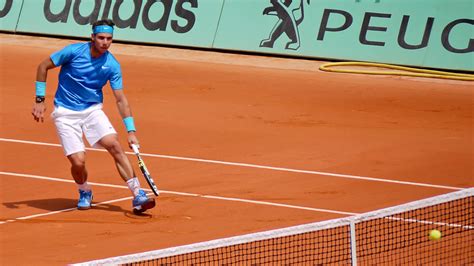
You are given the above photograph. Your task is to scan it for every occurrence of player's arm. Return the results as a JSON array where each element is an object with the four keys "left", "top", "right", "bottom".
[
  {"left": 32, "top": 58, "right": 57, "bottom": 122},
  {"left": 113, "top": 89, "right": 139, "bottom": 147},
  {"left": 36, "top": 58, "right": 56, "bottom": 81}
]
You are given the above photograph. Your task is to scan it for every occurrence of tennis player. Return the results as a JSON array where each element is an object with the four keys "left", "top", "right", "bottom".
[{"left": 31, "top": 19, "right": 155, "bottom": 214}]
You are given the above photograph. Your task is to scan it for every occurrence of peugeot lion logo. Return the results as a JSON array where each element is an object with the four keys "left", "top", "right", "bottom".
[{"left": 260, "top": 0, "right": 310, "bottom": 50}]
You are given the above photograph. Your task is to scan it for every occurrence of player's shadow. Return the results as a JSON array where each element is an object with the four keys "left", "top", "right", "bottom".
[{"left": 3, "top": 198, "right": 127, "bottom": 214}]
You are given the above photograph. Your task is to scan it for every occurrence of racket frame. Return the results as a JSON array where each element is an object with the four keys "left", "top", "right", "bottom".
[{"left": 131, "top": 144, "right": 160, "bottom": 196}]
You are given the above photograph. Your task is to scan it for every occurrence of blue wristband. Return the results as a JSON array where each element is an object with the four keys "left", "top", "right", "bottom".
[
  {"left": 36, "top": 81, "right": 46, "bottom": 96},
  {"left": 123, "top": 117, "right": 136, "bottom": 132}
]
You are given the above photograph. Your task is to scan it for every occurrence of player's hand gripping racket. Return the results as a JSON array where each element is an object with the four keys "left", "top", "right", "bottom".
[{"left": 131, "top": 144, "right": 160, "bottom": 196}]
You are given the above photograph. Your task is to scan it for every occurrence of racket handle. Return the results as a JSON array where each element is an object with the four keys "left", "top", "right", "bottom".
[{"left": 131, "top": 144, "right": 140, "bottom": 154}]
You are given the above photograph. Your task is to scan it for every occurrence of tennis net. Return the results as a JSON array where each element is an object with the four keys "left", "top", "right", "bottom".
[{"left": 73, "top": 188, "right": 473, "bottom": 265}]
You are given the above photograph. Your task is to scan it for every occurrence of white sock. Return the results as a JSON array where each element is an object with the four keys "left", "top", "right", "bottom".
[
  {"left": 127, "top": 177, "right": 141, "bottom": 197},
  {"left": 77, "top": 181, "right": 91, "bottom": 192}
]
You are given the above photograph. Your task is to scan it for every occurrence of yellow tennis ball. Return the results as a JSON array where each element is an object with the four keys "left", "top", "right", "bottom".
[{"left": 429, "top": 229, "right": 442, "bottom": 240}]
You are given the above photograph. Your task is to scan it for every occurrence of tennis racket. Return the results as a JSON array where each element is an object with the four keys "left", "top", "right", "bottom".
[{"left": 131, "top": 144, "right": 160, "bottom": 196}]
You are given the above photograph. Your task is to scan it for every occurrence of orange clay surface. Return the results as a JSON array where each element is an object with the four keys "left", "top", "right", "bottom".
[{"left": 0, "top": 33, "right": 473, "bottom": 265}]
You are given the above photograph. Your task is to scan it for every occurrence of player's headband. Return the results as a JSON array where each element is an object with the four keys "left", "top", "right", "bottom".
[{"left": 93, "top": 25, "right": 114, "bottom": 35}]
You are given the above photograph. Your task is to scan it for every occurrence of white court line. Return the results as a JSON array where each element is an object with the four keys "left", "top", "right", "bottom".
[
  {"left": 0, "top": 171, "right": 357, "bottom": 224},
  {"left": 0, "top": 137, "right": 463, "bottom": 190}
]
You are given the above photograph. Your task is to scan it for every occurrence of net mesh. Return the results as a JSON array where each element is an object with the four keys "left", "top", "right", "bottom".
[
  {"left": 356, "top": 196, "right": 473, "bottom": 265},
  {"left": 127, "top": 226, "right": 352, "bottom": 265},
  {"left": 74, "top": 188, "right": 473, "bottom": 266}
]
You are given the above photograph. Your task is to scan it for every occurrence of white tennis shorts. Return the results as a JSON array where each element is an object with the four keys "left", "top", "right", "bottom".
[{"left": 51, "top": 104, "right": 117, "bottom": 156}]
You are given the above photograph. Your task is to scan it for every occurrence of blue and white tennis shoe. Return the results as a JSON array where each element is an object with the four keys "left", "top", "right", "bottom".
[
  {"left": 132, "top": 189, "right": 156, "bottom": 214},
  {"left": 77, "top": 189, "right": 93, "bottom": 210}
]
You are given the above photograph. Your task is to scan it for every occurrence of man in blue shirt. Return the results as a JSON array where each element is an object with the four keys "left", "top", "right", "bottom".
[{"left": 32, "top": 19, "right": 155, "bottom": 214}]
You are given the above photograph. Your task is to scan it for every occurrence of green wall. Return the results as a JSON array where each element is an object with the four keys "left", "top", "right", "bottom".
[
  {"left": 15, "top": 0, "right": 223, "bottom": 47},
  {"left": 1, "top": 0, "right": 472, "bottom": 71},
  {"left": 0, "top": 0, "right": 23, "bottom": 32},
  {"left": 214, "top": 0, "right": 473, "bottom": 71}
]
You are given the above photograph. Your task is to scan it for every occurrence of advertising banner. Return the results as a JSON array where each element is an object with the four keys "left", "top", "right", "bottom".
[
  {"left": 0, "top": 0, "right": 23, "bottom": 32},
  {"left": 16, "top": 0, "right": 223, "bottom": 47},
  {"left": 214, "top": 0, "right": 473, "bottom": 71},
  {"left": 8, "top": 0, "right": 473, "bottom": 71}
]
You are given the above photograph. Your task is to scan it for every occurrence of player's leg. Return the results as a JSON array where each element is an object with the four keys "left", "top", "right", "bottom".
[
  {"left": 97, "top": 133, "right": 134, "bottom": 183},
  {"left": 67, "top": 152, "right": 87, "bottom": 184},
  {"left": 52, "top": 106, "right": 92, "bottom": 210},
  {"left": 84, "top": 107, "right": 155, "bottom": 212},
  {"left": 67, "top": 152, "right": 93, "bottom": 210},
  {"left": 97, "top": 134, "right": 155, "bottom": 213}
]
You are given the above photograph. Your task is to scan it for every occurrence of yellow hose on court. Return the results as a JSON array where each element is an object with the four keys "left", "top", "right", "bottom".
[{"left": 319, "top": 62, "right": 474, "bottom": 81}]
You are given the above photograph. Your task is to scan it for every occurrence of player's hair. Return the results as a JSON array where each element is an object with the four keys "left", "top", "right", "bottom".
[{"left": 92, "top": 19, "right": 115, "bottom": 31}]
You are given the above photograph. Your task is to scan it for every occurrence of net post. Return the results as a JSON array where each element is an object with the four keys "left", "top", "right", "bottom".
[{"left": 350, "top": 220, "right": 357, "bottom": 266}]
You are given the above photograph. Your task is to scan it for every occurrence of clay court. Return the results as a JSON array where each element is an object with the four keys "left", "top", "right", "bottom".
[{"left": 0, "top": 33, "right": 472, "bottom": 265}]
